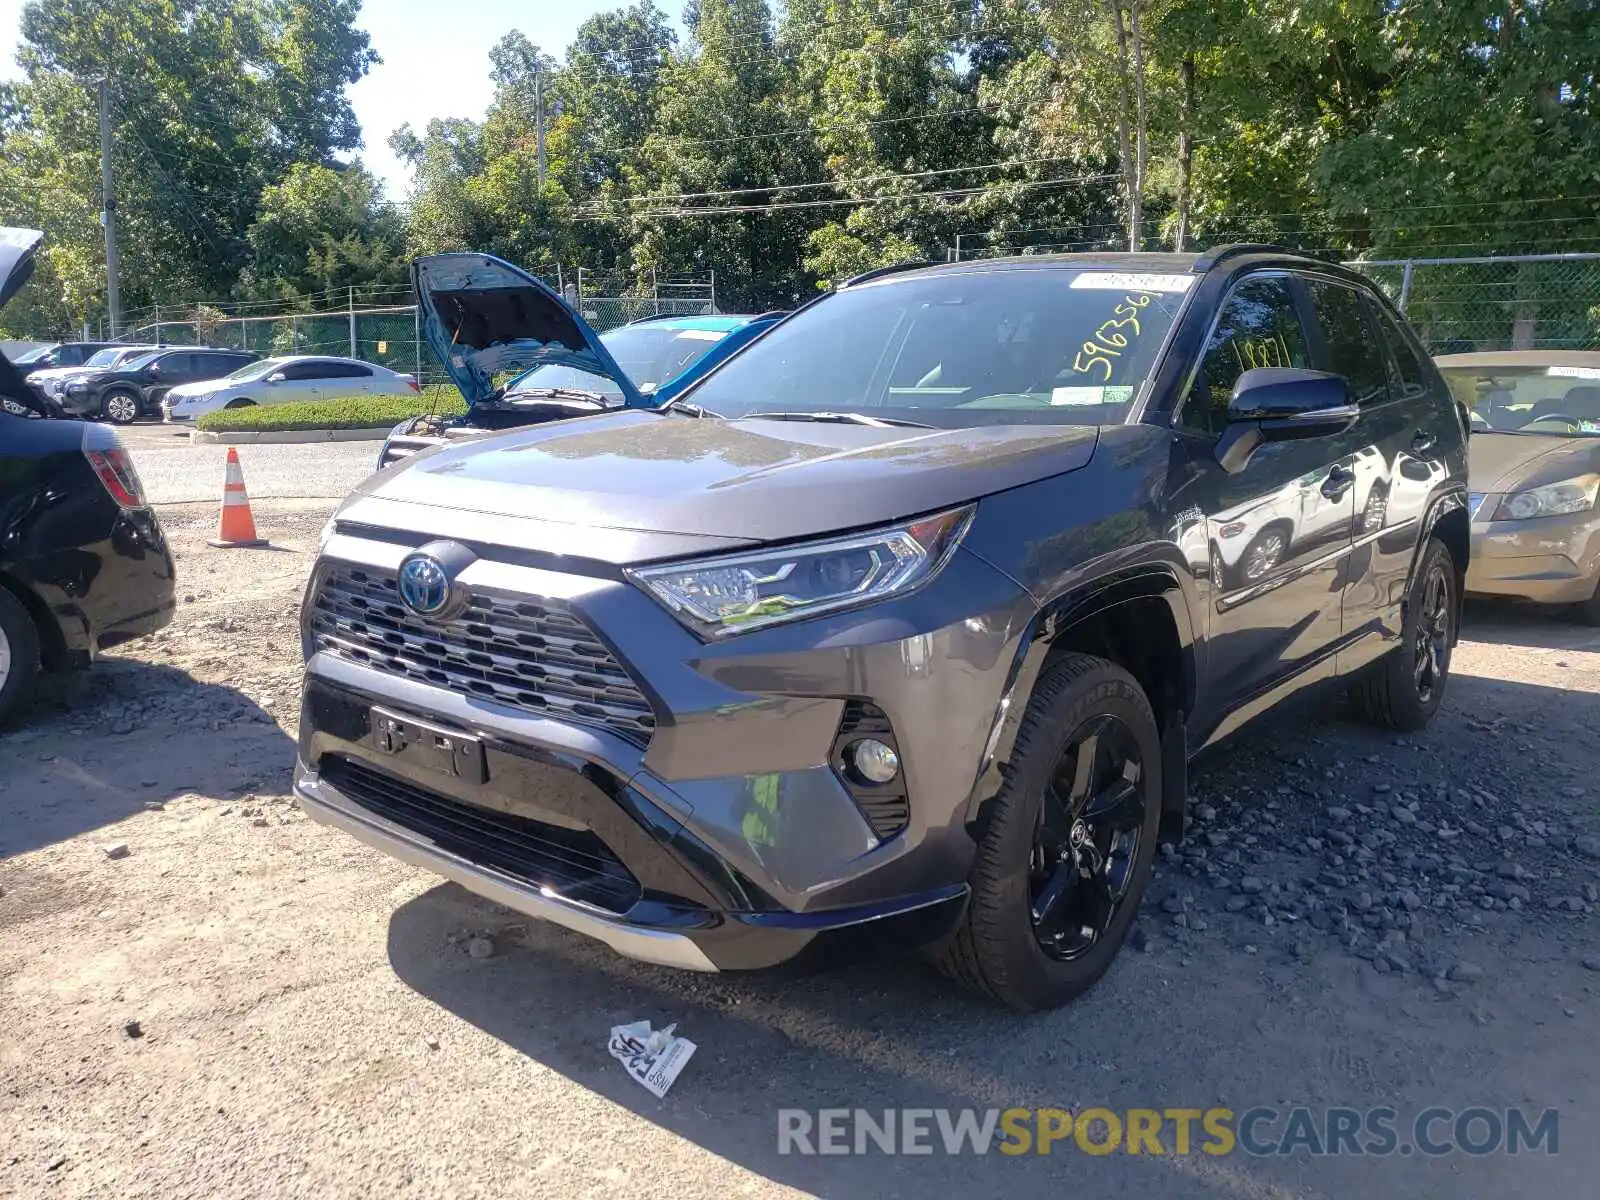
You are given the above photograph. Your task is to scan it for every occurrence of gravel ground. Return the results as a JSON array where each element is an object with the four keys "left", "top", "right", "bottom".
[
  {"left": 117, "top": 423, "right": 380, "bottom": 503},
  {"left": 3, "top": 495, "right": 1600, "bottom": 1199}
]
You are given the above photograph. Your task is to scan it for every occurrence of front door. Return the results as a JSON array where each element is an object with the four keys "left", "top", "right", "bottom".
[{"left": 1169, "top": 273, "right": 1358, "bottom": 728}]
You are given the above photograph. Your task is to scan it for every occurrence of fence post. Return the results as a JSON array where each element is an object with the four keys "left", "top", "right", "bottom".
[
  {"left": 413, "top": 304, "right": 422, "bottom": 383},
  {"left": 709, "top": 269, "right": 716, "bottom": 314},
  {"left": 1398, "top": 261, "right": 1415, "bottom": 313},
  {"left": 348, "top": 285, "right": 357, "bottom": 357},
  {"left": 291, "top": 314, "right": 298, "bottom": 352},
  {"left": 240, "top": 318, "right": 248, "bottom": 352},
  {"left": 577, "top": 266, "right": 583, "bottom": 303}
]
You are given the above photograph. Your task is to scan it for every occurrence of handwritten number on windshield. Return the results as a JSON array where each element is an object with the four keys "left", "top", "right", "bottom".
[{"left": 1073, "top": 293, "right": 1155, "bottom": 382}]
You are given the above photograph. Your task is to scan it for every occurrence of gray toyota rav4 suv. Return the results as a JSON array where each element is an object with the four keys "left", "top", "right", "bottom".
[{"left": 296, "top": 246, "right": 1468, "bottom": 1010}]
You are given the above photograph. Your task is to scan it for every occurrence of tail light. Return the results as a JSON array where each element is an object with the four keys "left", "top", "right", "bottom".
[
  {"left": 81, "top": 425, "right": 148, "bottom": 508},
  {"left": 408, "top": 379, "right": 421, "bottom": 393}
]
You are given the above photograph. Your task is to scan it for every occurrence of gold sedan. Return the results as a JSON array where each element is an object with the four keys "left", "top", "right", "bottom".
[{"left": 1438, "top": 350, "right": 1600, "bottom": 621}]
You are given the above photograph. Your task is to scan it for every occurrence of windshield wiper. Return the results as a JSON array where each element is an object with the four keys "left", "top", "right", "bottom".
[
  {"left": 734, "top": 410, "right": 934, "bottom": 429},
  {"left": 660, "top": 399, "right": 722, "bottom": 418},
  {"left": 497, "top": 386, "right": 617, "bottom": 407}
]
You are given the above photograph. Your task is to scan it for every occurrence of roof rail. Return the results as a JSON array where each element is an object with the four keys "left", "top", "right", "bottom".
[
  {"left": 750, "top": 309, "right": 789, "bottom": 321},
  {"left": 1191, "top": 244, "right": 1300, "bottom": 271},
  {"left": 841, "top": 260, "right": 933, "bottom": 288}
]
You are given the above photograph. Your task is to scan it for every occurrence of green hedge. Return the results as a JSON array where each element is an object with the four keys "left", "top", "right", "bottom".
[{"left": 193, "top": 384, "right": 465, "bottom": 433}]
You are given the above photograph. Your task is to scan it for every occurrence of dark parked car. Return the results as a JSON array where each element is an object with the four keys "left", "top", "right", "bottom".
[
  {"left": 0, "top": 230, "right": 176, "bottom": 725},
  {"left": 12, "top": 340, "right": 126, "bottom": 377},
  {"left": 295, "top": 246, "right": 1468, "bottom": 1010},
  {"left": 59, "top": 346, "right": 258, "bottom": 424}
]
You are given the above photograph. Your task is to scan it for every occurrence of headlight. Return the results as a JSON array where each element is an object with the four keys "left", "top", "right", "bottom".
[
  {"left": 628, "top": 506, "right": 973, "bottom": 638},
  {"left": 1490, "top": 476, "right": 1600, "bottom": 521},
  {"left": 317, "top": 515, "right": 338, "bottom": 552},
  {"left": 65, "top": 380, "right": 86, "bottom": 392}
]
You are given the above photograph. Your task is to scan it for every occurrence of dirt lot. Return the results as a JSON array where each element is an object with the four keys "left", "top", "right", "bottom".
[{"left": 5, "top": 495, "right": 1600, "bottom": 1199}]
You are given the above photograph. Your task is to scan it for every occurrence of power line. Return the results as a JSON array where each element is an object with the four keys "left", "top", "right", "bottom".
[
  {"left": 584, "top": 159, "right": 1107, "bottom": 210},
  {"left": 578, "top": 174, "right": 1108, "bottom": 222}
]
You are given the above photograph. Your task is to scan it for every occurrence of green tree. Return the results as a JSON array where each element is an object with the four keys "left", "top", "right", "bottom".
[{"left": 240, "top": 162, "right": 405, "bottom": 301}]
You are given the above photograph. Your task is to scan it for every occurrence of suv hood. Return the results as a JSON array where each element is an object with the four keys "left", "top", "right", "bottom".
[
  {"left": 353, "top": 410, "right": 1098, "bottom": 544},
  {"left": 414, "top": 252, "right": 647, "bottom": 410}
]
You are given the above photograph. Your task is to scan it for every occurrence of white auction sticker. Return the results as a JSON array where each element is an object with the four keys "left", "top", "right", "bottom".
[
  {"left": 1548, "top": 365, "right": 1600, "bottom": 380},
  {"left": 1051, "top": 385, "right": 1134, "bottom": 406},
  {"left": 1069, "top": 272, "right": 1195, "bottom": 294},
  {"left": 675, "top": 328, "right": 725, "bottom": 341},
  {"left": 608, "top": 1020, "right": 697, "bottom": 1099}
]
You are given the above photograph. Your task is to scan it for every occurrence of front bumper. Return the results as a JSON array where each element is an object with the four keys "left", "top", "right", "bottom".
[
  {"left": 1467, "top": 502, "right": 1600, "bottom": 604},
  {"left": 295, "top": 524, "right": 1036, "bottom": 970}
]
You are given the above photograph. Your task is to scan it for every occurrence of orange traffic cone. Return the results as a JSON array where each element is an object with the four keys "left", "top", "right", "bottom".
[{"left": 208, "top": 446, "right": 267, "bottom": 548}]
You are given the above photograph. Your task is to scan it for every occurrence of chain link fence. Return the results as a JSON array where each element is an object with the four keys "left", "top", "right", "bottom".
[
  {"left": 1346, "top": 253, "right": 1600, "bottom": 353},
  {"left": 128, "top": 289, "right": 717, "bottom": 386}
]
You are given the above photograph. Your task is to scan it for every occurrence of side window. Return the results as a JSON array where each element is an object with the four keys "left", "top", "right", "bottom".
[
  {"left": 60, "top": 347, "right": 86, "bottom": 366},
  {"left": 282, "top": 360, "right": 330, "bottom": 380},
  {"left": 1307, "top": 280, "right": 1389, "bottom": 406},
  {"left": 324, "top": 361, "right": 372, "bottom": 378},
  {"left": 1180, "top": 276, "right": 1311, "bottom": 437},
  {"left": 1373, "top": 304, "right": 1430, "bottom": 400}
]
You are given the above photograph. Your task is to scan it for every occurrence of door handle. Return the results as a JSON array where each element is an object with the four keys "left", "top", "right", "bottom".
[
  {"left": 1321, "top": 465, "right": 1355, "bottom": 499},
  {"left": 1411, "top": 430, "right": 1437, "bottom": 455}
]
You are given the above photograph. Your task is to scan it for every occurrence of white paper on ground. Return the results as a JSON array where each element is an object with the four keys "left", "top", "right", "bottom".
[{"left": 608, "top": 1020, "right": 698, "bottom": 1098}]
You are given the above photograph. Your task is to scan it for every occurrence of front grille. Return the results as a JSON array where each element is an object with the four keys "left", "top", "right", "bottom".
[
  {"left": 309, "top": 564, "right": 655, "bottom": 744},
  {"left": 323, "top": 756, "right": 641, "bottom": 912}
]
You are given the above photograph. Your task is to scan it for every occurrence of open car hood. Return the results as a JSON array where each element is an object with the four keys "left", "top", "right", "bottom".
[
  {"left": 0, "top": 227, "right": 53, "bottom": 416},
  {"left": 413, "top": 252, "right": 647, "bottom": 410}
]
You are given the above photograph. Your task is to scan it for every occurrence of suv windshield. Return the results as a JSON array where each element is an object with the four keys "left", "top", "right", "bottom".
[
  {"left": 1442, "top": 365, "right": 1600, "bottom": 436},
  {"left": 681, "top": 268, "right": 1192, "bottom": 426},
  {"left": 14, "top": 345, "right": 56, "bottom": 364},
  {"left": 503, "top": 323, "right": 730, "bottom": 401}
]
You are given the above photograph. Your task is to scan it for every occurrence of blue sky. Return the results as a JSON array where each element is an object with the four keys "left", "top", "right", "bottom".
[{"left": 0, "top": 0, "right": 676, "bottom": 199}]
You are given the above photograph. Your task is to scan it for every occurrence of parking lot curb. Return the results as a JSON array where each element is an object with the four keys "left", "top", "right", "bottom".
[{"left": 189, "top": 427, "right": 391, "bottom": 445}]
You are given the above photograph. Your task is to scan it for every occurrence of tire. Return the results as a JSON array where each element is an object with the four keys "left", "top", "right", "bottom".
[
  {"left": 224, "top": 398, "right": 255, "bottom": 409},
  {"left": 101, "top": 388, "right": 141, "bottom": 425},
  {"left": 1350, "top": 537, "right": 1456, "bottom": 731},
  {"left": 937, "top": 653, "right": 1162, "bottom": 1011},
  {"left": 0, "top": 585, "right": 42, "bottom": 728}
]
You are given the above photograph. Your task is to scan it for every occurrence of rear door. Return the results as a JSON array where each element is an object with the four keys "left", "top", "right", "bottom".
[
  {"left": 1172, "top": 272, "right": 1357, "bottom": 722},
  {"left": 275, "top": 359, "right": 328, "bottom": 404},
  {"left": 324, "top": 361, "right": 376, "bottom": 396},
  {"left": 1337, "top": 289, "right": 1457, "bottom": 663},
  {"left": 1300, "top": 277, "right": 1415, "bottom": 658}
]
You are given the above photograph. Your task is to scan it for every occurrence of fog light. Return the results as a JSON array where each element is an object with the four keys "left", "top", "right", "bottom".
[{"left": 848, "top": 738, "right": 900, "bottom": 784}]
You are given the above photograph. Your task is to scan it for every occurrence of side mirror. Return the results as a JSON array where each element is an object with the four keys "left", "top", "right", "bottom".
[
  {"left": 266, "top": 372, "right": 286, "bottom": 383},
  {"left": 1216, "top": 368, "right": 1357, "bottom": 473}
]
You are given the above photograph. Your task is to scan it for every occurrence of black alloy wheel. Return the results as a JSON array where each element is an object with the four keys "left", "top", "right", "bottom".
[
  {"left": 1029, "top": 715, "right": 1146, "bottom": 961},
  {"left": 1412, "top": 557, "right": 1452, "bottom": 705}
]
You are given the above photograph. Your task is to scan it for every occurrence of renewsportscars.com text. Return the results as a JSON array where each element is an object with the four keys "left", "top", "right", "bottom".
[{"left": 777, "top": 1106, "right": 1559, "bottom": 1157}]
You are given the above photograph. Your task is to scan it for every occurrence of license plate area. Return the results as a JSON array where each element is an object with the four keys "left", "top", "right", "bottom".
[{"left": 369, "top": 706, "right": 486, "bottom": 785}]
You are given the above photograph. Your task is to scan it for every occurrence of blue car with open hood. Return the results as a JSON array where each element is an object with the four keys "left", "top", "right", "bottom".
[{"left": 377, "top": 254, "right": 783, "bottom": 468}]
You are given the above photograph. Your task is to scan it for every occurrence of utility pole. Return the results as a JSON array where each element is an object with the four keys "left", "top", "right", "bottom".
[
  {"left": 534, "top": 63, "right": 546, "bottom": 192},
  {"left": 98, "top": 78, "right": 122, "bottom": 338}
]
